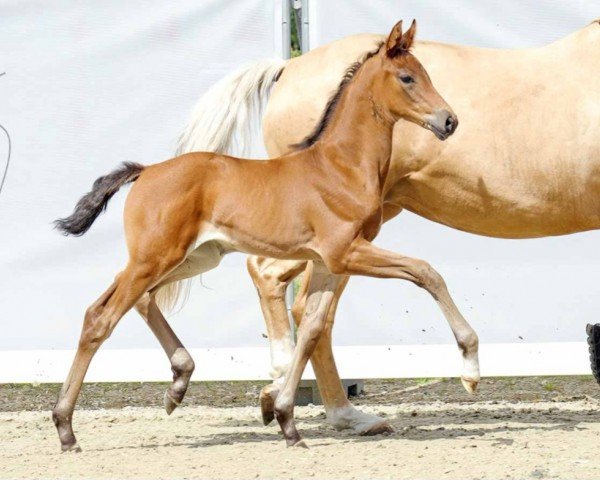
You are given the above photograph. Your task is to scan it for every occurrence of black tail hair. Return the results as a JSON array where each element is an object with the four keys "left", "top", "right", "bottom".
[{"left": 54, "top": 162, "right": 144, "bottom": 236}]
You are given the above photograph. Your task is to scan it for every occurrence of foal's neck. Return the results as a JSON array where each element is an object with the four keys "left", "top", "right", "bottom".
[{"left": 314, "top": 59, "right": 395, "bottom": 186}]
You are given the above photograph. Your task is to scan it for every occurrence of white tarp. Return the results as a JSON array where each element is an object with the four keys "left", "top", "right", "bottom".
[
  {"left": 1, "top": 1, "right": 599, "bottom": 381},
  {"left": 309, "top": 0, "right": 598, "bottom": 48},
  {"left": 308, "top": 0, "right": 600, "bottom": 348},
  {"left": 0, "top": 1, "right": 282, "bottom": 353}
]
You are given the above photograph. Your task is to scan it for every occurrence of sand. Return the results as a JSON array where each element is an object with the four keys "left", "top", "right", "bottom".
[{"left": 2, "top": 399, "right": 600, "bottom": 479}]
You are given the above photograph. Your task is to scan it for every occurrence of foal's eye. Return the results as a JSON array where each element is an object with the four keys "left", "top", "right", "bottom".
[{"left": 400, "top": 75, "right": 414, "bottom": 84}]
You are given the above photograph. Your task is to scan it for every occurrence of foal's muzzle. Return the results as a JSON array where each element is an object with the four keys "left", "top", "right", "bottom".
[{"left": 426, "top": 109, "right": 458, "bottom": 141}]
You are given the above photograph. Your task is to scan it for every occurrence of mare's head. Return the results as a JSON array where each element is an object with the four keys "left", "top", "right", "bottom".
[{"left": 373, "top": 20, "right": 458, "bottom": 140}]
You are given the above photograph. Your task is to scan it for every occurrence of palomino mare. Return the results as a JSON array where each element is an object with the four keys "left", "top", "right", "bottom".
[
  {"left": 177, "top": 19, "right": 600, "bottom": 435},
  {"left": 52, "top": 21, "right": 460, "bottom": 450}
]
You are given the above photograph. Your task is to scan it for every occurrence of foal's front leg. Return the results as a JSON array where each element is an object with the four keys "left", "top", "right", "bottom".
[
  {"left": 273, "top": 264, "right": 342, "bottom": 447},
  {"left": 334, "top": 238, "right": 480, "bottom": 392},
  {"left": 246, "top": 256, "right": 307, "bottom": 424},
  {"left": 53, "top": 264, "right": 168, "bottom": 452}
]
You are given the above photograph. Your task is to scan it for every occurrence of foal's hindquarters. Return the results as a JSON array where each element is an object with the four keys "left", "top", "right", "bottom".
[
  {"left": 50, "top": 149, "right": 358, "bottom": 451},
  {"left": 50, "top": 152, "right": 344, "bottom": 451},
  {"left": 52, "top": 157, "right": 228, "bottom": 451}
]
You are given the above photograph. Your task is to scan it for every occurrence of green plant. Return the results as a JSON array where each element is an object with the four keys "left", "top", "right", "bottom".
[{"left": 291, "top": 7, "right": 302, "bottom": 57}]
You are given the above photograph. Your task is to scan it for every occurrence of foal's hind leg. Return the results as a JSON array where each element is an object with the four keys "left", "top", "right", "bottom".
[
  {"left": 135, "top": 241, "right": 224, "bottom": 414},
  {"left": 135, "top": 294, "right": 195, "bottom": 415},
  {"left": 52, "top": 249, "right": 189, "bottom": 452}
]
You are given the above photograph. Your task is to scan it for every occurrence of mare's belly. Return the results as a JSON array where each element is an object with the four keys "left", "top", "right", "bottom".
[{"left": 390, "top": 160, "right": 600, "bottom": 239}]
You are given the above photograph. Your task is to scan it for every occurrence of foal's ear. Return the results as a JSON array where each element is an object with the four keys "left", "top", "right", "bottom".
[
  {"left": 385, "top": 20, "right": 403, "bottom": 57},
  {"left": 401, "top": 19, "right": 417, "bottom": 51},
  {"left": 385, "top": 19, "right": 417, "bottom": 57}
]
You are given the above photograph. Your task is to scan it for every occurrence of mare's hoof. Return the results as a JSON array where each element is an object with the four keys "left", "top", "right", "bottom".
[
  {"left": 164, "top": 391, "right": 181, "bottom": 415},
  {"left": 359, "top": 421, "right": 395, "bottom": 436},
  {"left": 461, "top": 376, "right": 479, "bottom": 394}
]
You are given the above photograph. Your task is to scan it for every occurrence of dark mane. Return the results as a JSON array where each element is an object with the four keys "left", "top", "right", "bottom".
[{"left": 291, "top": 42, "right": 384, "bottom": 150}]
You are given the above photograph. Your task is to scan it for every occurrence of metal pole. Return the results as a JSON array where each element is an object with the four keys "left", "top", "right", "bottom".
[
  {"left": 282, "top": 0, "right": 291, "bottom": 59},
  {"left": 285, "top": 281, "right": 296, "bottom": 340},
  {"left": 301, "top": 0, "right": 310, "bottom": 53}
]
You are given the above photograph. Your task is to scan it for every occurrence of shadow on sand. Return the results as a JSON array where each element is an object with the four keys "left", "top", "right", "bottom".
[{"left": 92, "top": 403, "right": 597, "bottom": 451}]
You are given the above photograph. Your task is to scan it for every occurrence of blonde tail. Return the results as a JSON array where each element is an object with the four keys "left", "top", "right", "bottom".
[
  {"left": 154, "top": 279, "right": 192, "bottom": 314},
  {"left": 176, "top": 58, "right": 288, "bottom": 156}
]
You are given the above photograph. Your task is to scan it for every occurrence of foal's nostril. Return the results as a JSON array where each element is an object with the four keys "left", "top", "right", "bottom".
[{"left": 445, "top": 115, "right": 456, "bottom": 134}]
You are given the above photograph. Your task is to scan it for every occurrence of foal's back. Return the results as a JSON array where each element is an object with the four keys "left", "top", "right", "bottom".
[{"left": 123, "top": 150, "right": 331, "bottom": 259}]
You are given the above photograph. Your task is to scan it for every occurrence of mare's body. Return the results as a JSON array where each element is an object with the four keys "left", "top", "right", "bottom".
[{"left": 178, "top": 20, "right": 600, "bottom": 434}]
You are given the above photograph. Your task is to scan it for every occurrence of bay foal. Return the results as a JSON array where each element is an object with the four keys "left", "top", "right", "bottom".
[{"left": 53, "top": 20, "right": 459, "bottom": 449}]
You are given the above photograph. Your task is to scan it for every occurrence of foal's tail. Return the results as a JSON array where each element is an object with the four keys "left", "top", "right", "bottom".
[
  {"left": 54, "top": 162, "right": 144, "bottom": 236},
  {"left": 176, "top": 58, "right": 287, "bottom": 156}
]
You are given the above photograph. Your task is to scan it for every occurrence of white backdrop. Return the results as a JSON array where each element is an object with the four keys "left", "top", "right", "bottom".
[
  {"left": 0, "top": 1, "right": 283, "bottom": 363},
  {"left": 309, "top": 0, "right": 598, "bottom": 49},
  {"left": 0, "top": 1, "right": 598, "bottom": 381}
]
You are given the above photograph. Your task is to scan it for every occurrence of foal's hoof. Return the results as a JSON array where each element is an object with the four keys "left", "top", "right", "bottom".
[
  {"left": 164, "top": 391, "right": 181, "bottom": 415},
  {"left": 461, "top": 376, "right": 479, "bottom": 394},
  {"left": 61, "top": 442, "right": 82, "bottom": 453},
  {"left": 259, "top": 385, "right": 278, "bottom": 426},
  {"left": 260, "top": 396, "right": 275, "bottom": 425},
  {"left": 293, "top": 440, "right": 309, "bottom": 449},
  {"left": 359, "top": 420, "right": 395, "bottom": 436}
]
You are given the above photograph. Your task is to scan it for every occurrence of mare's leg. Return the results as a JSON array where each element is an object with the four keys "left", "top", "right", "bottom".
[
  {"left": 273, "top": 263, "right": 342, "bottom": 447},
  {"left": 331, "top": 238, "right": 480, "bottom": 392},
  {"left": 246, "top": 256, "right": 307, "bottom": 424},
  {"left": 291, "top": 265, "right": 394, "bottom": 435},
  {"left": 249, "top": 257, "right": 394, "bottom": 433},
  {"left": 52, "top": 260, "right": 179, "bottom": 452}
]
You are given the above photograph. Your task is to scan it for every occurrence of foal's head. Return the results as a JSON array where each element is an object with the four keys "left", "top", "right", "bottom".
[{"left": 373, "top": 20, "right": 458, "bottom": 140}]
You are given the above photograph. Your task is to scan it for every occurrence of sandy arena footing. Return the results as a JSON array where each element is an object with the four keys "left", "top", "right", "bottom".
[{"left": 1, "top": 399, "right": 600, "bottom": 479}]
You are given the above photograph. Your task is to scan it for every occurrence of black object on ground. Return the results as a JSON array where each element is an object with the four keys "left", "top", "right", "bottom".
[
  {"left": 586, "top": 323, "right": 600, "bottom": 385},
  {"left": 296, "top": 379, "right": 364, "bottom": 406}
]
